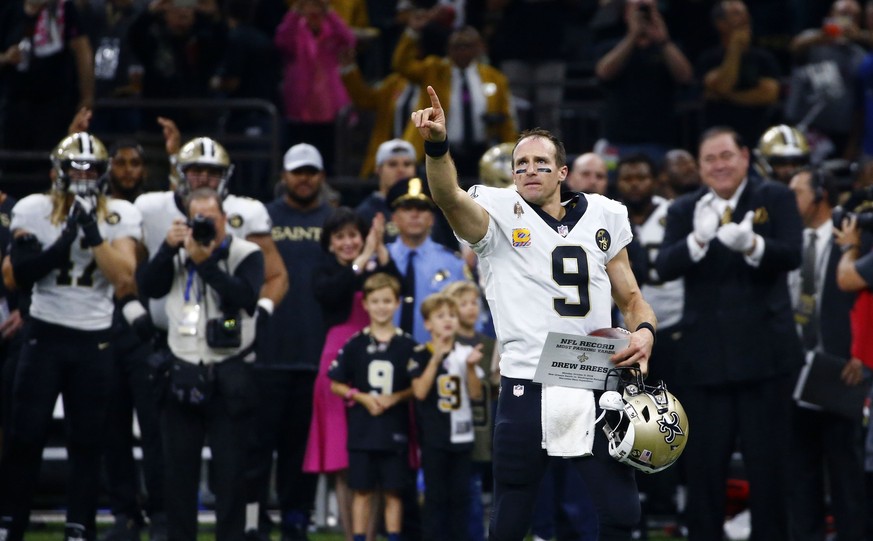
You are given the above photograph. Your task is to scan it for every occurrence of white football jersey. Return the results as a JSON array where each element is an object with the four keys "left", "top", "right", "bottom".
[
  {"left": 635, "top": 196, "right": 683, "bottom": 329},
  {"left": 134, "top": 191, "right": 272, "bottom": 330},
  {"left": 463, "top": 186, "right": 633, "bottom": 380},
  {"left": 11, "top": 194, "right": 142, "bottom": 330}
]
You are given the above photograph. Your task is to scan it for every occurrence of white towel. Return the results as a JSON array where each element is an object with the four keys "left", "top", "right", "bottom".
[{"left": 541, "top": 384, "right": 595, "bottom": 457}]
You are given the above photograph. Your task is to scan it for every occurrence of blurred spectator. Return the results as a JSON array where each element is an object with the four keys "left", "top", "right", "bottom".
[
  {"left": 615, "top": 153, "right": 687, "bottom": 533},
  {"left": 340, "top": 51, "right": 418, "bottom": 179},
  {"left": 355, "top": 139, "right": 418, "bottom": 242},
  {"left": 594, "top": 0, "right": 693, "bottom": 163},
  {"left": 213, "top": 0, "right": 280, "bottom": 201},
  {"left": 786, "top": 167, "right": 866, "bottom": 541},
  {"left": 80, "top": 0, "right": 144, "bottom": 134},
  {"left": 565, "top": 152, "right": 608, "bottom": 195},
  {"left": 696, "top": 0, "right": 782, "bottom": 146},
  {"left": 127, "top": 0, "right": 227, "bottom": 131},
  {"left": 786, "top": 0, "right": 868, "bottom": 160},
  {"left": 274, "top": 0, "right": 356, "bottom": 175},
  {"left": 659, "top": 148, "right": 701, "bottom": 199},
  {"left": 488, "top": 0, "right": 569, "bottom": 136},
  {"left": 0, "top": 0, "right": 94, "bottom": 152},
  {"left": 393, "top": 20, "right": 516, "bottom": 178}
]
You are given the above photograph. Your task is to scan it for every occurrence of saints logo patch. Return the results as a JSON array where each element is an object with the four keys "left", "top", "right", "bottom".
[
  {"left": 511, "top": 228, "right": 531, "bottom": 247},
  {"left": 595, "top": 229, "right": 611, "bottom": 252},
  {"left": 657, "top": 411, "right": 685, "bottom": 444},
  {"left": 228, "top": 214, "right": 244, "bottom": 229},
  {"left": 105, "top": 212, "right": 121, "bottom": 225}
]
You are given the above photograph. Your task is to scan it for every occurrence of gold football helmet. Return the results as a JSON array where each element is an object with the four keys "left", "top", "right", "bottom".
[
  {"left": 599, "top": 368, "right": 689, "bottom": 474},
  {"left": 176, "top": 137, "right": 234, "bottom": 198},
  {"left": 51, "top": 132, "right": 110, "bottom": 196},
  {"left": 754, "top": 125, "right": 810, "bottom": 183},
  {"left": 479, "top": 142, "right": 515, "bottom": 188}
]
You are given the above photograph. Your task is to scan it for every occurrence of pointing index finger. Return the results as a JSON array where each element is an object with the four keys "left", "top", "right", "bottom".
[{"left": 427, "top": 86, "right": 442, "bottom": 112}]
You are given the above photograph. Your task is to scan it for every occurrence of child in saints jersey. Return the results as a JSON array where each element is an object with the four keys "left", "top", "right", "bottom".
[
  {"left": 328, "top": 273, "right": 416, "bottom": 541},
  {"left": 408, "top": 293, "right": 484, "bottom": 541}
]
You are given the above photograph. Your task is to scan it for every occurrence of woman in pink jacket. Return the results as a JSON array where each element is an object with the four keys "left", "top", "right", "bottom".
[{"left": 275, "top": 0, "right": 356, "bottom": 172}]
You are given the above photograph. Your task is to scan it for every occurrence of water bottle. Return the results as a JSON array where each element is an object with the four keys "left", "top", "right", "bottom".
[{"left": 16, "top": 38, "right": 31, "bottom": 72}]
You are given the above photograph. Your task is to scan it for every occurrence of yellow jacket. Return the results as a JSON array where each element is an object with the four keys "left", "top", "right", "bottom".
[
  {"left": 342, "top": 66, "right": 413, "bottom": 178},
  {"left": 392, "top": 31, "right": 517, "bottom": 162}
]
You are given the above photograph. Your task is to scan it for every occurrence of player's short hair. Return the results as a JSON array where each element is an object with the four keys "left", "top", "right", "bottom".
[
  {"left": 617, "top": 153, "right": 657, "bottom": 178},
  {"left": 363, "top": 273, "right": 401, "bottom": 300},
  {"left": 514, "top": 128, "right": 567, "bottom": 169},
  {"left": 420, "top": 293, "right": 459, "bottom": 320},
  {"left": 443, "top": 280, "right": 480, "bottom": 299}
]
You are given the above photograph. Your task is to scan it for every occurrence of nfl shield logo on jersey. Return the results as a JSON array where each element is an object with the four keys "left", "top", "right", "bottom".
[
  {"left": 513, "top": 384, "right": 524, "bottom": 397},
  {"left": 512, "top": 228, "right": 531, "bottom": 247}
]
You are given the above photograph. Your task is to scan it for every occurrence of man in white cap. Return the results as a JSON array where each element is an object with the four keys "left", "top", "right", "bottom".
[
  {"left": 356, "top": 139, "right": 417, "bottom": 242},
  {"left": 245, "top": 142, "right": 335, "bottom": 541}
]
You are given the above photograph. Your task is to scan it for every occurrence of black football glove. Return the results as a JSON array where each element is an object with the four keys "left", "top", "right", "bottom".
[{"left": 73, "top": 196, "right": 103, "bottom": 248}]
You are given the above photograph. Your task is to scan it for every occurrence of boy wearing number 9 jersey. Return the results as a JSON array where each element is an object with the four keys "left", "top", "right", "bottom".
[
  {"left": 408, "top": 293, "right": 484, "bottom": 541},
  {"left": 329, "top": 273, "right": 416, "bottom": 541}
]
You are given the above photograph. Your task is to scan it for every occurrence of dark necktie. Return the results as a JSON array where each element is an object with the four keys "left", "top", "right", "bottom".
[
  {"left": 400, "top": 250, "right": 417, "bottom": 334},
  {"left": 800, "top": 231, "right": 818, "bottom": 349},
  {"left": 461, "top": 71, "right": 474, "bottom": 145}
]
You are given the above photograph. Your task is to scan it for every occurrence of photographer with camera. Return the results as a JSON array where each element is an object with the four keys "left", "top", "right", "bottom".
[{"left": 140, "top": 188, "right": 264, "bottom": 541}]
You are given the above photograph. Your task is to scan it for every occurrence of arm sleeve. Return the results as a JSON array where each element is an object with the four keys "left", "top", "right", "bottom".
[
  {"left": 10, "top": 233, "right": 72, "bottom": 289},
  {"left": 197, "top": 250, "right": 264, "bottom": 315},
  {"left": 140, "top": 241, "right": 178, "bottom": 298},
  {"left": 313, "top": 258, "right": 358, "bottom": 310}
]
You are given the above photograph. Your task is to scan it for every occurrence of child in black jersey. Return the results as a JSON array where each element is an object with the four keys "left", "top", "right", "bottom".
[
  {"left": 408, "top": 293, "right": 484, "bottom": 541},
  {"left": 329, "top": 273, "right": 416, "bottom": 541}
]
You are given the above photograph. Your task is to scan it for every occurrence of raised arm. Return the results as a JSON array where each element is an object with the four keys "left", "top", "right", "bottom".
[{"left": 412, "top": 86, "right": 490, "bottom": 244}]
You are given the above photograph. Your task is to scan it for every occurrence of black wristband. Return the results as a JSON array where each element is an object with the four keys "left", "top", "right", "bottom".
[
  {"left": 424, "top": 138, "right": 449, "bottom": 158},
  {"left": 635, "top": 322, "right": 656, "bottom": 343}
]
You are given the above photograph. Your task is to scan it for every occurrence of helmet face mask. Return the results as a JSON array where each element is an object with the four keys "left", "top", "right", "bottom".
[
  {"left": 176, "top": 137, "right": 233, "bottom": 198},
  {"left": 600, "top": 368, "right": 689, "bottom": 474},
  {"left": 51, "top": 132, "right": 109, "bottom": 197}
]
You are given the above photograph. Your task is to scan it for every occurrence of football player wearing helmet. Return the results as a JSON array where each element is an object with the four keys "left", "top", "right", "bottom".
[
  {"left": 0, "top": 132, "right": 141, "bottom": 541},
  {"left": 478, "top": 142, "right": 514, "bottom": 188},
  {"left": 100, "top": 139, "right": 168, "bottom": 541},
  {"left": 412, "top": 88, "right": 657, "bottom": 541},
  {"left": 754, "top": 124, "right": 811, "bottom": 184}
]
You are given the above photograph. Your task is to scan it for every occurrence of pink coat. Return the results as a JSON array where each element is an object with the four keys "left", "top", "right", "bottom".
[{"left": 274, "top": 10, "right": 355, "bottom": 123}]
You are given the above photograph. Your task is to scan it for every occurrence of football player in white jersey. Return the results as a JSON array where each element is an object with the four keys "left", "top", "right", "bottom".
[
  {"left": 411, "top": 87, "right": 657, "bottom": 541},
  {"left": 135, "top": 120, "right": 287, "bottom": 333},
  {"left": 0, "top": 132, "right": 141, "bottom": 541}
]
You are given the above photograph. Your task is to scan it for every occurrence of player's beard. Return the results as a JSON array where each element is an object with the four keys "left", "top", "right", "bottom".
[
  {"left": 285, "top": 185, "right": 319, "bottom": 207},
  {"left": 111, "top": 178, "right": 143, "bottom": 202}
]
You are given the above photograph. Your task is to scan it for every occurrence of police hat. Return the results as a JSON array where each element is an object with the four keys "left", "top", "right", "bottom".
[{"left": 387, "top": 177, "right": 434, "bottom": 209}]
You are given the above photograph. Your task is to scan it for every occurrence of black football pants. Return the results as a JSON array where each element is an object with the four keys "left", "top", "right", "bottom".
[{"left": 0, "top": 319, "right": 113, "bottom": 541}]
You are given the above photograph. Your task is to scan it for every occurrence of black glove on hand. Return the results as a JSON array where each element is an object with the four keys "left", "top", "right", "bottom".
[{"left": 73, "top": 197, "right": 103, "bottom": 248}]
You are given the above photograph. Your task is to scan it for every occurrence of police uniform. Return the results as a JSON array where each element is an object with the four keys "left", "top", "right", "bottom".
[
  {"left": 462, "top": 185, "right": 641, "bottom": 541},
  {"left": 328, "top": 327, "right": 416, "bottom": 491},
  {"left": 408, "top": 341, "right": 483, "bottom": 541},
  {"left": 0, "top": 194, "right": 141, "bottom": 541}
]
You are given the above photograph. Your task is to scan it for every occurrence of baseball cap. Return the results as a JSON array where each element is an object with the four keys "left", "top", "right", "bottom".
[
  {"left": 376, "top": 139, "right": 416, "bottom": 167},
  {"left": 283, "top": 143, "right": 323, "bottom": 172},
  {"left": 387, "top": 177, "right": 434, "bottom": 209}
]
